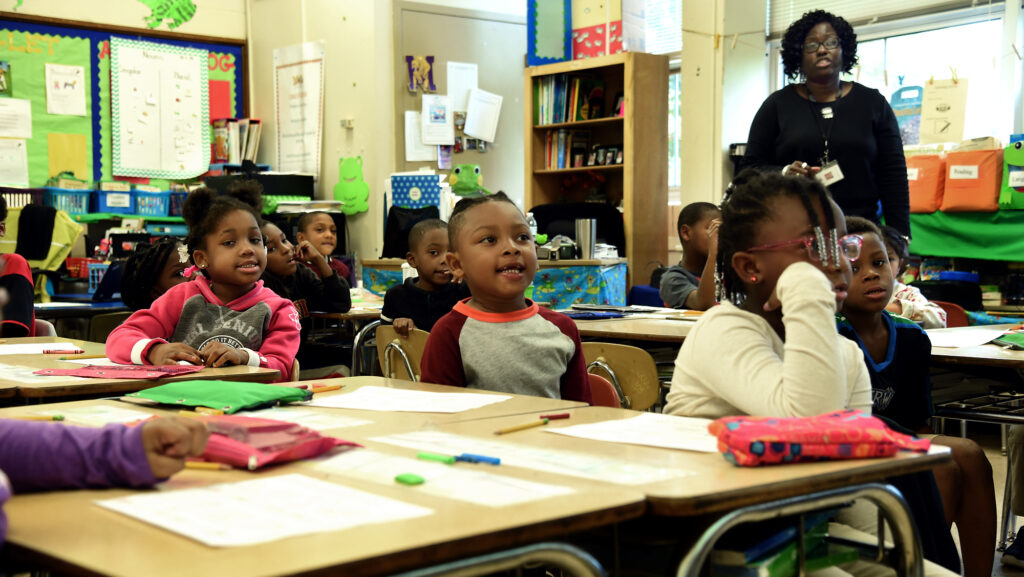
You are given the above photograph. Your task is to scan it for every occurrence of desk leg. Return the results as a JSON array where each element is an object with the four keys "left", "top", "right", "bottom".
[{"left": 389, "top": 542, "right": 605, "bottom": 577}]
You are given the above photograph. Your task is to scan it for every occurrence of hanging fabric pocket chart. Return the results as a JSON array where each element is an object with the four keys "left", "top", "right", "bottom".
[{"left": 110, "top": 36, "right": 209, "bottom": 179}]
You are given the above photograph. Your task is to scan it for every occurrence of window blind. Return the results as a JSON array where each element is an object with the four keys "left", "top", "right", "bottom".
[{"left": 768, "top": 0, "right": 979, "bottom": 38}]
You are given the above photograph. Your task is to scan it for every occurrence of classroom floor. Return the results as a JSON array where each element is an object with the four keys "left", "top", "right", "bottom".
[{"left": 978, "top": 424, "right": 1023, "bottom": 577}]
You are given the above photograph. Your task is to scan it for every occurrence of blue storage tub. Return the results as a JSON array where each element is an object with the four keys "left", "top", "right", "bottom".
[
  {"left": 938, "top": 271, "right": 979, "bottom": 283},
  {"left": 134, "top": 190, "right": 170, "bottom": 217},
  {"left": 94, "top": 190, "right": 134, "bottom": 214},
  {"left": 43, "top": 187, "right": 92, "bottom": 215}
]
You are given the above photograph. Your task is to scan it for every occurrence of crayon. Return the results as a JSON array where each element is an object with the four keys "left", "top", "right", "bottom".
[{"left": 539, "top": 413, "right": 571, "bottom": 420}]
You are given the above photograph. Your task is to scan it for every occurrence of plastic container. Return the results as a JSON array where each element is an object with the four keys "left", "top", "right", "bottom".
[
  {"left": 88, "top": 262, "right": 110, "bottom": 293},
  {"left": 94, "top": 190, "right": 134, "bottom": 214},
  {"left": 43, "top": 187, "right": 92, "bottom": 215},
  {"left": 65, "top": 257, "right": 101, "bottom": 278},
  {"left": 939, "top": 271, "right": 979, "bottom": 283},
  {"left": 134, "top": 190, "right": 169, "bottom": 217},
  {"left": 0, "top": 187, "right": 44, "bottom": 209}
]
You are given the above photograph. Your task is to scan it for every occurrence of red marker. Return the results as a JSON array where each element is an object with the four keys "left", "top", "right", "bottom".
[{"left": 539, "top": 413, "right": 571, "bottom": 420}]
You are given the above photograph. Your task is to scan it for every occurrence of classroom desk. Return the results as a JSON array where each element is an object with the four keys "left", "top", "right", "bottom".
[
  {"left": 310, "top": 307, "right": 382, "bottom": 323},
  {"left": 928, "top": 323, "right": 1024, "bottom": 369},
  {"left": 33, "top": 300, "right": 129, "bottom": 320},
  {"left": 573, "top": 316, "right": 695, "bottom": 343},
  {"left": 434, "top": 406, "right": 952, "bottom": 517},
  {"left": 0, "top": 337, "right": 279, "bottom": 399}
]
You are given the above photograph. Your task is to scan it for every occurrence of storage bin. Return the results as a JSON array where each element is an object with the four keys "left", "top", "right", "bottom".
[
  {"left": 907, "top": 154, "right": 945, "bottom": 213},
  {"left": 43, "top": 187, "right": 92, "bottom": 215},
  {"left": 940, "top": 149, "right": 1003, "bottom": 212},
  {"left": 134, "top": 190, "right": 169, "bottom": 217},
  {"left": 94, "top": 190, "right": 134, "bottom": 214},
  {"left": 65, "top": 257, "right": 101, "bottom": 278},
  {"left": 88, "top": 262, "right": 110, "bottom": 293},
  {"left": 0, "top": 187, "right": 44, "bottom": 209}
]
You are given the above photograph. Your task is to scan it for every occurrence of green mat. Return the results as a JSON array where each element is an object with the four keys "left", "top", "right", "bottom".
[{"left": 909, "top": 211, "right": 1024, "bottom": 262}]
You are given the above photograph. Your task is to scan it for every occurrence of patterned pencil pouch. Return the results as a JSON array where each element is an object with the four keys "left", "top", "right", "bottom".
[{"left": 708, "top": 409, "right": 931, "bottom": 466}]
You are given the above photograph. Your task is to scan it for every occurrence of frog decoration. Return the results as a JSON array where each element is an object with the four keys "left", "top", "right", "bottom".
[
  {"left": 448, "top": 164, "right": 490, "bottom": 197},
  {"left": 1000, "top": 140, "right": 1024, "bottom": 209},
  {"left": 333, "top": 157, "right": 369, "bottom": 215},
  {"left": 138, "top": 0, "right": 197, "bottom": 29}
]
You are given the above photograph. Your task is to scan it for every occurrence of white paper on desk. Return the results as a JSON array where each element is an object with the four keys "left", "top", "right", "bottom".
[
  {"left": 0, "top": 342, "right": 80, "bottom": 355},
  {"left": 464, "top": 89, "right": 502, "bottom": 142},
  {"left": 305, "top": 386, "right": 510, "bottom": 413},
  {"left": 239, "top": 407, "right": 373, "bottom": 431},
  {"left": 420, "top": 94, "right": 454, "bottom": 145},
  {"left": 33, "top": 302, "right": 91, "bottom": 309},
  {"left": 373, "top": 431, "right": 697, "bottom": 485},
  {"left": 315, "top": 449, "right": 574, "bottom": 507},
  {"left": 0, "top": 98, "right": 32, "bottom": 138},
  {"left": 0, "top": 139, "right": 28, "bottom": 186},
  {"left": 925, "top": 328, "right": 1006, "bottom": 348},
  {"left": 0, "top": 362, "right": 69, "bottom": 383},
  {"left": 38, "top": 405, "right": 152, "bottom": 426},
  {"left": 45, "top": 63, "right": 87, "bottom": 116},
  {"left": 447, "top": 61, "right": 478, "bottom": 112},
  {"left": 546, "top": 413, "right": 718, "bottom": 453},
  {"left": 404, "top": 110, "right": 437, "bottom": 162},
  {"left": 96, "top": 473, "right": 433, "bottom": 547},
  {"left": 62, "top": 358, "right": 121, "bottom": 366}
]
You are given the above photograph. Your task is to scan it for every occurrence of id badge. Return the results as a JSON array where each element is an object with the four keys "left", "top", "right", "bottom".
[{"left": 815, "top": 160, "right": 845, "bottom": 187}]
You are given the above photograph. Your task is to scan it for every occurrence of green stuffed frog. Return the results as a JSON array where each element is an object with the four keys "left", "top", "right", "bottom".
[{"left": 448, "top": 164, "right": 490, "bottom": 197}]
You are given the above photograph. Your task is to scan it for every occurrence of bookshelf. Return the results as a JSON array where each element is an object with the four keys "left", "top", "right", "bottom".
[{"left": 524, "top": 52, "right": 668, "bottom": 288}]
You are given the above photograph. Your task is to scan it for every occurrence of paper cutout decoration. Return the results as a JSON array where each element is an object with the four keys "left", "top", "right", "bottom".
[
  {"left": 208, "top": 80, "right": 232, "bottom": 122},
  {"left": 139, "top": 0, "right": 198, "bottom": 30},
  {"left": 528, "top": 0, "right": 572, "bottom": 65},
  {"left": 448, "top": 164, "right": 490, "bottom": 197},
  {"left": 333, "top": 156, "right": 370, "bottom": 215},
  {"left": 47, "top": 133, "right": 89, "bottom": 181},
  {"left": 391, "top": 174, "right": 441, "bottom": 209},
  {"left": 405, "top": 55, "right": 436, "bottom": 92},
  {"left": 0, "top": 62, "right": 11, "bottom": 97}
]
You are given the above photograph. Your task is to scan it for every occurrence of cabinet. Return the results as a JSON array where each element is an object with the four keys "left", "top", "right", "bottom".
[{"left": 524, "top": 52, "right": 669, "bottom": 287}]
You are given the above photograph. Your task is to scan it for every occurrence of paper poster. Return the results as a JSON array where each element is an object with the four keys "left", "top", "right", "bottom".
[
  {"left": 420, "top": 94, "right": 454, "bottom": 145},
  {"left": 405, "top": 55, "right": 436, "bottom": 92},
  {"left": 404, "top": 110, "right": 437, "bottom": 162},
  {"left": 919, "top": 79, "right": 968, "bottom": 144},
  {"left": 208, "top": 79, "right": 231, "bottom": 121},
  {"left": 47, "top": 133, "right": 89, "bottom": 180},
  {"left": 0, "top": 62, "right": 11, "bottom": 97},
  {"left": 464, "top": 89, "right": 503, "bottom": 143},
  {"left": 45, "top": 63, "right": 87, "bottom": 116},
  {"left": 110, "top": 37, "right": 209, "bottom": 179},
  {"left": 0, "top": 139, "right": 29, "bottom": 186},
  {"left": 0, "top": 98, "right": 32, "bottom": 139},
  {"left": 446, "top": 61, "right": 478, "bottom": 112},
  {"left": 274, "top": 41, "right": 325, "bottom": 177}
]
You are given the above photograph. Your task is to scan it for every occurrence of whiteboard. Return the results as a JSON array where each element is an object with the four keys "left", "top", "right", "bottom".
[{"left": 111, "top": 36, "right": 209, "bottom": 179}]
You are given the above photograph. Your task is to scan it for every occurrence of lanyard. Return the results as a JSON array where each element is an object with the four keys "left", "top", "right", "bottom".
[{"left": 805, "top": 82, "right": 843, "bottom": 164}]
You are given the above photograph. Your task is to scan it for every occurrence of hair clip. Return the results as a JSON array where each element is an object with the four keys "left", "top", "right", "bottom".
[
  {"left": 182, "top": 264, "right": 199, "bottom": 278},
  {"left": 813, "top": 226, "right": 828, "bottom": 268},
  {"left": 177, "top": 245, "right": 190, "bottom": 264},
  {"left": 829, "top": 228, "right": 840, "bottom": 268}
]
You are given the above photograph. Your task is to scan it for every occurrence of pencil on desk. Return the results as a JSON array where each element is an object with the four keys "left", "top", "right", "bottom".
[
  {"left": 185, "top": 461, "right": 231, "bottom": 471},
  {"left": 311, "top": 384, "right": 343, "bottom": 393},
  {"left": 495, "top": 418, "right": 549, "bottom": 435},
  {"left": 5, "top": 415, "right": 64, "bottom": 421},
  {"left": 59, "top": 354, "right": 106, "bottom": 360}
]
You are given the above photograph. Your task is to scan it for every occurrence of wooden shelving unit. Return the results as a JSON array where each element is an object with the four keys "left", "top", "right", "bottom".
[{"left": 524, "top": 52, "right": 669, "bottom": 288}]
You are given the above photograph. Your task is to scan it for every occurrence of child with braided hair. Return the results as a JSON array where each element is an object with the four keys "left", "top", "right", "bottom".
[{"left": 120, "top": 236, "right": 190, "bottom": 311}]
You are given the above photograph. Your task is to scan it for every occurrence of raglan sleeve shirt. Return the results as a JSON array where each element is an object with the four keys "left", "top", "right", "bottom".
[
  {"left": 0, "top": 253, "right": 35, "bottom": 337},
  {"left": 419, "top": 308, "right": 469, "bottom": 387},
  {"left": 106, "top": 281, "right": 190, "bottom": 365}
]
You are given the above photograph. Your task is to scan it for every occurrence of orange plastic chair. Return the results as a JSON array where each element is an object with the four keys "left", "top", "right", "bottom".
[
  {"left": 932, "top": 300, "right": 969, "bottom": 328},
  {"left": 587, "top": 373, "right": 621, "bottom": 408}
]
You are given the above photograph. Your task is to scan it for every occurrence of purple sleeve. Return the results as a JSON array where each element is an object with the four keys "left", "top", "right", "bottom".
[
  {"left": 0, "top": 471, "right": 10, "bottom": 543},
  {"left": 539, "top": 308, "right": 593, "bottom": 404},
  {"left": 0, "top": 421, "right": 158, "bottom": 493},
  {"left": 420, "top": 311, "right": 469, "bottom": 387}
]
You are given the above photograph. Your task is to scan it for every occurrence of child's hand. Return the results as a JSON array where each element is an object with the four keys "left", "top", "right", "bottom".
[
  {"left": 141, "top": 417, "right": 210, "bottom": 478},
  {"left": 148, "top": 343, "right": 202, "bottom": 365},
  {"left": 707, "top": 219, "right": 721, "bottom": 255},
  {"left": 393, "top": 318, "right": 416, "bottom": 337},
  {"left": 763, "top": 287, "right": 782, "bottom": 313},
  {"left": 294, "top": 240, "right": 332, "bottom": 276},
  {"left": 198, "top": 342, "right": 249, "bottom": 367}
]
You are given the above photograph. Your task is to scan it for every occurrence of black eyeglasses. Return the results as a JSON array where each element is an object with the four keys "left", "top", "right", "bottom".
[{"left": 802, "top": 37, "right": 840, "bottom": 53}]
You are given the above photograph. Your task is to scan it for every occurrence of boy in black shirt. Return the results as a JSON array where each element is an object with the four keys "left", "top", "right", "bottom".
[{"left": 381, "top": 219, "right": 469, "bottom": 336}]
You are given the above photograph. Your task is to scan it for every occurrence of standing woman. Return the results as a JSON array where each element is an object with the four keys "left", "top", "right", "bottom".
[{"left": 742, "top": 10, "right": 911, "bottom": 238}]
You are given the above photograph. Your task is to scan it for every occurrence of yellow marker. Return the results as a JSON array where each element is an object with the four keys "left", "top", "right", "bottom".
[
  {"left": 5, "top": 415, "right": 64, "bottom": 422},
  {"left": 185, "top": 461, "right": 231, "bottom": 471},
  {"left": 494, "top": 418, "right": 549, "bottom": 435}
]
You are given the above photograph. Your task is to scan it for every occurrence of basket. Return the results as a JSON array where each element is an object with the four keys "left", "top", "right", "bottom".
[
  {"left": 0, "top": 187, "right": 44, "bottom": 209},
  {"left": 88, "top": 262, "right": 110, "bottom": 293},
  {"left": 94, "top": 190, "right": 134, "bottom": 214},
  {"left": 66, "top": 257, "right": 102, "bottom": 278},
  {"left": 43, "top": 187, "right": 92, "bottom": 215},
  {"left": 134, "top": 190, "right": 169, "bottom": 217},
  {"left": 169, "top": 190, "right": 188, "bottom": 216}
]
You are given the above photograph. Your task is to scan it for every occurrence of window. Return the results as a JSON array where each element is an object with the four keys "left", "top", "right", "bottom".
[
  {"left": 644, "top": 0, "right": 682, "bottom": 200},
  {"left": 668, "top": 72, "right": 682, "bottom": 192}
]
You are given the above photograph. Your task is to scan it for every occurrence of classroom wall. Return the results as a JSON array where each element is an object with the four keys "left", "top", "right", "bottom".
[{"left": 6, "top": 0, "right": 246, "bottom": 39}]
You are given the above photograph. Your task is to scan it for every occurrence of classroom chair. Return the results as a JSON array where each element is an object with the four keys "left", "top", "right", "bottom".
[
  {"left": 375, "top": 325, "right": 429, "bottom": 381},
  {"left": 289, "top": 358, "right": 300, "bottom": 383},
  {"left": 587, "top": 374, "right": 622, "bottom": 408},
  {"left": 34, "top": 318, "right": 57, "bottom": 337},
  {"left": 88, "top": 311, "right": 131, "bottom": 342},
  {"left": 582, "top": 342, "right": 660, "bottom": 411},
  {"left": 932, "top": 300, "right": 970, "bottom": 327}
]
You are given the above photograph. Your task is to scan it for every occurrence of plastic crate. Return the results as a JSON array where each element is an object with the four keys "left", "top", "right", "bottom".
[
  {"left": 66, "top": 257, "right": 101, "bottom": 278},
  {"left": 0, "top": 187, "right": 44, "bottom": 209},
  {"left": 43, "top": 187, "right": 92, "bottom": 215},
  {"left": 169, "top": 190, "right": 188, "bottom": 216},
  {"left": 134, "top": 190, "right": 169, "bottom": 217},
  {"left": 94, "top": 190, "right": 134, "bottom": 214},
  {"left": 88, "top": 262, "right": 110, "bottom": 293}
]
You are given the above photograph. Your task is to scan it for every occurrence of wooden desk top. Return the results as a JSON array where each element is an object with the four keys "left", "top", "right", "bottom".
[
  {"left": 310, "top": 307, "right": 382, "bottom": 322},
  {"left": 363, "top": 258, "right": 626, "bottom": 269},
  {"left": 928, "top": 323, "right": 1024, "bottom": 369},
  {"left": 574, "top": 316, "right": 694, "bottom": 343},
  {"left": 435, "top": 406, "right": 952, "bottom": 517},
  {"left": 1, "top": 337, "right": 279, "bottom": 398}
]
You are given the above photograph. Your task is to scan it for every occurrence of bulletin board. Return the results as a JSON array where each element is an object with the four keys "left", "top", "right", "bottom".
[{"left": 0, "top": 15, "right": 244, "bottom": 187}]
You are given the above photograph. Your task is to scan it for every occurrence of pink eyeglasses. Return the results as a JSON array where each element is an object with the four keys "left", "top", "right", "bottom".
[{"left": 747, "top": 233, "right": 863, "bottom": 265}]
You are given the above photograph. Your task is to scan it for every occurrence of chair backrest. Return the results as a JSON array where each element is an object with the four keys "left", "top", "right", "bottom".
[
  {"left": 34, "top": 318, "right": 57, "bottom": 337},
  {"left": 587, "top": 373, "right": 621, "bottom": 408},
  {"left": 932, "top": 300, "right": 969, "bottom": 328},
  {"left": 289, "top": 358, "right": 300, "bottom": 382},
  {"left": 582, "top": 342, "right": 660, "bottom": 411},
  {"left": 375, "top": 325, "right": 430, "bottom": 381},
  {"left": 88, "top": 311, "right": 132, "bottom": 342}
]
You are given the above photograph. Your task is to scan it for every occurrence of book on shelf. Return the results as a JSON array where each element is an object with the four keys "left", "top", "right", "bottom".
[
  {"left": 534, "top": 74, "right": 606, "bottom": 126},
  {"left": 543, "top": 129, "right": 591, "bottom": 170},
  {"left": 711, "top": 509, "right": 837, "bottom": 566},
  {"left": 212, "top": 118, "right": 263, "bottom": 165}
]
